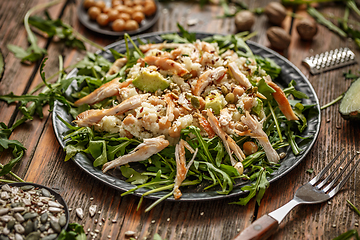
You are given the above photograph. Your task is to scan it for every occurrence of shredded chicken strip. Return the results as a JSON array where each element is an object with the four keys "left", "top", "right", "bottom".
[
  {"left": 193, "top": 67, "right": 227, "bottom": 96},
  {"left": 207, "top": 109, "right": 245, "bottom": 165},
  {"left": 139, "top": 43, "right": 192, "bottom": 53},
  {"left": 74, "top": 78, "right": 132, "bottom": 106},
  {"left": 102, "top": 135, "right": 169, "bottom": 173},
  {"left": 266, "top": 80, "right": 299, "bottom": 121},
  {"left": 107, "top": 57, "right": 127, "bottom": 76},
  {"left": 241, "top": 111, "right": 280, "bottom": 163},
  {"left": 173, "top": 139, "right": 197, "bottom": 200},
  {"left": 144, "top": 56, "right": 189, "bottom": 77},
  {"left": 75, "top": 94, "right": 149, "bottom": 127},
  {"left": 228, "top": 62, "right": 252, "bottom": 89}
]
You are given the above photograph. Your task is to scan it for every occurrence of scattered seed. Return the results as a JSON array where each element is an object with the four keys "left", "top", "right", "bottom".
[
  {"left": 112, "top": 219, "right": 117, "bottom": 223},
  {"left": 76, "top": 208, "right": 84, "bottom": 219},
  {"left": 90, "top": 197, "right": 94, "bottom": 201},
  {"left": 200, "top": 212, "right": 204, "bottom": 216},
  {"left": 151, "top": 220, "right": 155, "bottom": 224},
  {"left": 237, "top": 228, "right": 240, "bottom": 232},
  {"left": 95, "top": 219, "right": 98, "bottom": 223},
  {"left": 99, "top": 222, "right": 102, "bottom": 226},
  {"left": 125, "top": 231, "right": 136, "bottom": 237},
  {"left": 89, "top": 205, "right": 97, "bottom": 217},
  {"left": 167, "top": 218, "right": 170, "bottom": 222},
  {"left": 102, "top": 217, "right": 105, "bottom": 222},
  {"left": 328, "top": 201, "right": 332, "bottom": 205},
  {"left": 355, "top": 223, "right": 359, "bottom": 227},
  {"left": 98, "top": 211, "right": 101, "bottom": 214},
  {"left": 332, "top": 224, "right": 336, "bottom": 228},
  {"left": 94, "top": 229, "right": 100, "bottom": 233},
  {"left": 69, "top": 208, "right": 72, "bottom": 211},
  {"left": 107, "top": 235, "right": 111, "bottom": 239}
]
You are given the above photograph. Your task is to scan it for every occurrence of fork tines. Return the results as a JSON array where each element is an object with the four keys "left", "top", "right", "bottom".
[{"left": 309, "top": 149, "right": 360, "bottom": 197}]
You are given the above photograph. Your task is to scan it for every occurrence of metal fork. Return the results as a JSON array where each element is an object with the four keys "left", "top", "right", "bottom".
[{"left": 233, "top": 150, "right": 360, "bottom": 240}]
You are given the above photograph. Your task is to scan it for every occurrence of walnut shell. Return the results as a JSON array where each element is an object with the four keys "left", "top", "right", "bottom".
[
  {"left": 266, "top": 26, "right": 291, "bottom": 50},
  {"left": 296, "top": 18, "right": 318, "bottom": 40},
  {"left": 235, "top": 10, "right": 255, "bottom": 32},
  {"left": 264, "top": 2, "right": 287, "bottom": 25}
]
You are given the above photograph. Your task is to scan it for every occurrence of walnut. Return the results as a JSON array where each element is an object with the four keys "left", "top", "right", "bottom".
[
  {"left": 296, "top": 18, "right": 318, "bottom": 40},
  {"left": 264, "top": 2, "right": 287, "bottom": 25},
  {"left": 266, "top": 27, "right": 291, "bottom": 50},
  {"left": 234, "top": 10, "right": 255, "bottom": 32}
]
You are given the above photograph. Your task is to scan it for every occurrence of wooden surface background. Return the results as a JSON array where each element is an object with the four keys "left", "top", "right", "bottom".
[{"left": 1, "top": 0, "right": 360, "bottom": 239}]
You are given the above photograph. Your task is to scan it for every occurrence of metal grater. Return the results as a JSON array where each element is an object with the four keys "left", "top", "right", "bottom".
[{"left": 302, "top": 47, "right": 357, "bottom": 75}]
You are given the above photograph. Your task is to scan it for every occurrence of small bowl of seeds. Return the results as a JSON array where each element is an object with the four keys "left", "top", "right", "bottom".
[{"left": 0, "top": 182, "right": 69, "bottom": 240}]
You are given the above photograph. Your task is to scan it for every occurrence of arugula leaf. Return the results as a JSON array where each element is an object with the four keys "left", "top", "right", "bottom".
[
  {"left": 332, "top": 229, "right": 360, "bottom": 240},
  {"left": 58, "top": 222, "right": 87, "bottom": 240},
  {"left": 0, "top": 122, "right": 26, "bottom": 178},
  {"left": 283, "top": 80, "right": 309, "bottom": 99},
  {"left": 231, "top": 167, "right": 269, "bottom": 205},
  {"left": 254, "top": 55, "right": 281, "bottom": 79},
  {"left": 343, "top": 70, "right": 359, "bottom": 80},
  {"left": 83, "top": 140, "right": 108, "bottom": 167},
  {"left": 120, "top": 166, "right": 149, "bottom": 185},
  {"left": 177, "top": 23, "right": 196, "bottom": 43}
]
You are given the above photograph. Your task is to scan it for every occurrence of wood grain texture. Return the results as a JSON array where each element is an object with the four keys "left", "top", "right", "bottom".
[{"left": 1, "top": 0, "right": 360, "bottom": 239}]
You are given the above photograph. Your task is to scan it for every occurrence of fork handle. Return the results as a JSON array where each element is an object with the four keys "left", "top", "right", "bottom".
[{"left": 232, "top": 215, "right": 278, "bottom": 240}]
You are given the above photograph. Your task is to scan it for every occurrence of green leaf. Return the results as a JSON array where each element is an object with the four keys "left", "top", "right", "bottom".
[
  {"left": 84, "top": 140, "right": 108, "bottom": 167},
  {"left": 214, "top": 141, "right": 225, "bottom": 167},
  {"left": 58, "top": 222, "right": 87, "bottom": 240},
  {"left": 254, "top": 55, "right": 281, "bottom": 79},
  {"left": 0, "top": 49, "right": 4, "bottom": 81},
  {"left": 332, "top": 229, "right": 360, "bottom": 240},
  {"left": 257, "top": 79, "right": 275, "bottom": 100},
  {"left": 283, "top": 80, "right": 309, "bottom": 99},
  {"left": 306, "top": 168, "right": 314, "bottom": 174},
  {"left": 120, "top": 166, "right": 149, "bottom": 185}
]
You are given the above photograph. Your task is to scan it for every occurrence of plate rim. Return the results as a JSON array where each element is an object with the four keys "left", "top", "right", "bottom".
[
  {"left": 77, "top": 0, "right": 160, "bottom": 36},
  {"left": 53, "top": 31, "right": 321, "bottom": 202}
]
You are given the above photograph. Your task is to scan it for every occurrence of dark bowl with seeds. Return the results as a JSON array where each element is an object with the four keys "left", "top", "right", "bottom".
[{"left": 0, "top": 182, "right": 69, "bottom": 240}]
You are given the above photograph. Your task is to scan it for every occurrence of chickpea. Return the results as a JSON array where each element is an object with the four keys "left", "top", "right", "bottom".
[
  {"left": 132, "top": 11, "right": 145, "bottom": 24},
  {"left": 133, "top": 0, "right": 144, "bottom": 5},
  {"left": 133, "top": 5, "right": 144, "bottom": 13},
  {"left": 112, "top": 0, "right": 122, "bottom": 7},
  {"left": 83, "top": 0, "right": 95, "bottom": 9},
  {"left": 95, "top": 0, "right": 106, "bottom": 10},
  {"left": 143, "top": 2, "right": 156, "bottom": 16},
  {"left": 102, "top": 6, "right": 111, "bottom": 14},
  {"left": 243, "top": 141, "right": 258, "bottom": 156},
  {"left": 88, "top": 6, "right": 101, "bottom": 20},
  {"left": 115, "top": 5, "right": 127, "bottom": 13},
  {"left": 124, "top": 19, "right": 139, "bottom": 31},
  {"left": 225, "top": 93, "right": 235, "bottom": 103},
  {"left": 96, "top": 13, "right": 109, "bottom": 26},
  {"left": 119, "top": 12, "right": 131, "bottom": 21},
  {"left": 107, "top": 9, "right": 119, "bottom": 22},
  {"left": 144, "top": 0, "right": 154, "bottom": 5},
  {"left": 123, "top": 0, "right": 134, "bottom": 7},
  {"left": 112, "top": 19, "right": 125, "bottom": 32}
]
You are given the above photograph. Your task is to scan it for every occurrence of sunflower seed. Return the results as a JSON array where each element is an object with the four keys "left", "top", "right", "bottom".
[
  {"left": 41, "top": 189, "right": 51, "bottom": 197},
  {"left": 14, "top": 213, "right": 24, "bottom": 223},
  {"left": 0, "top": 208, "right": 9, "bottom": 216}
]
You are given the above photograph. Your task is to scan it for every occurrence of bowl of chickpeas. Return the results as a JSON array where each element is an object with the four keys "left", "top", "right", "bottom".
[{"left": 79, "top": 0, "right": 159, "bottom": 36}]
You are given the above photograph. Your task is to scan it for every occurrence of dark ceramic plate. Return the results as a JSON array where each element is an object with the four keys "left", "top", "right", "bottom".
[
  {"left": 77, "top": 0, "right": 160, "bottom": 36},
  {"left": 53, "top": 32, "right": 321, "bottom": 201},
  {"left": 7, "top": 182, "right": 69, "bottom": 230}
]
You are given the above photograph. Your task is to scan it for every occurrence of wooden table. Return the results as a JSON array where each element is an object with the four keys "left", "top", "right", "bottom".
[{"left": 1, "top": 0, "right": 360, "bottom": 239}]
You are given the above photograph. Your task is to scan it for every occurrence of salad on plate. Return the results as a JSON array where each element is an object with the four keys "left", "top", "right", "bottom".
[{"left": 59, "top": 30, "right": 315, "bottom": 210}]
